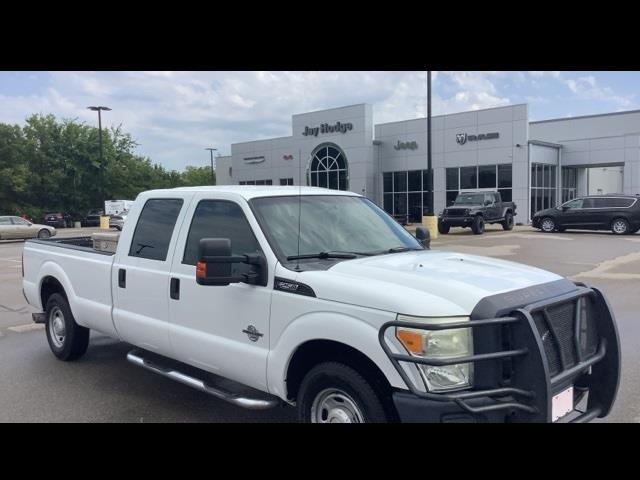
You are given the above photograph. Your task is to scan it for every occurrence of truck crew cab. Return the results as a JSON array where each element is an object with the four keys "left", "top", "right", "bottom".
[
  {"left": 22, "top": 186, "right": 620, "bottom": 422},
  {"left": 438, "top": 191, "right": 516, "bottom": 235}
]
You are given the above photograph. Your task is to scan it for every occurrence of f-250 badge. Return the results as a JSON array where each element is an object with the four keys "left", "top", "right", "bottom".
[{"left": 242, "top": 325, "right": 264, "bottom": 342}]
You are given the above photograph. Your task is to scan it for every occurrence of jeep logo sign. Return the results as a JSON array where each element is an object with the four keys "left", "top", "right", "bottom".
[
  {"left": 302, "top": 122, "right": 353, "bottom": 137},
  {"left": 394, "top": 140, "right": 418, "bottom": 150},
  {"left": 456, "top": 132, "right": 499, "bottom": 145}
]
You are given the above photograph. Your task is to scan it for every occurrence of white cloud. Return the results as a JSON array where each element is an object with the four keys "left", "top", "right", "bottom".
[{"left": 562, "top": 74, "right": 634, "bottom": 107}]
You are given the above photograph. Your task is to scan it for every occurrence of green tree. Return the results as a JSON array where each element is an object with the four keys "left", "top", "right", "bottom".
[
  {"left": 181, "top": 165, "right": 216, "bottom": 186},
  {"left": 0, "top": 113, "right": 216, "bottom": 221}
]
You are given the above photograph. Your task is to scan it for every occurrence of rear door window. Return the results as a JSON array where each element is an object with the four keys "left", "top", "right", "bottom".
[
  {"left": 584, "top": 198, "right": 602, "bottom": 208},
  {"left": 129, "top": 199, "right": 184, "bottom": 261},
  {"left": 608, "top": 197, "right": 635, "bottom": 208}
]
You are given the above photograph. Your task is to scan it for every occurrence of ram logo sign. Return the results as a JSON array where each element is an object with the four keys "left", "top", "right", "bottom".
[{"left": 456, "top": 132, "right": 499, "bottom": 145}]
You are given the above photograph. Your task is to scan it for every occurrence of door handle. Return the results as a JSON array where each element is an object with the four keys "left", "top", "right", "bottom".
[
  {"left": 118, "top": 268, "right": 126, "bottom": 288},
  {"left": 170, "top": 278, "right": 180, "bottom": 300}
]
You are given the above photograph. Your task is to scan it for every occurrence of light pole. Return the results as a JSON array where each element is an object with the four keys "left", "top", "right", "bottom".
[
  {"left": 205, "top": 148, "right": 217, "bottom": 184},
  {"left": 87, "top": 106, "right": 111, "bottom": 214},
  {"left": 427, "top": 71, "right": 433, "bottom": 216}
]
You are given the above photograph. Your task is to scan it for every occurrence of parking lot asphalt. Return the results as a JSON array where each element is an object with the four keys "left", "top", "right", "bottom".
[{"left": 0, "top": 226, "right": 638, "bottom": 422}]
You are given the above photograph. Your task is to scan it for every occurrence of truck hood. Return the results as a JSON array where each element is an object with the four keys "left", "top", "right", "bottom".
[{"left": 297, "top": 250, "right": 563, "bottom": 316}]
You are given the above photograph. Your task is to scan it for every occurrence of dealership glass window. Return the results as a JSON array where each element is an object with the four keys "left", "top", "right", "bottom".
[
  {"left": 446, "top": 168, "right": 458, "bottom": 191},
  {"left": 561, "top": 167, "right": 577, "bottom": 203},
  {"left": 239, "top": 179, "right": 273, "bottom": 185},
  {"left": 309, "top": 144, "right": 348, "bottom": 191},
  {"left": 382, "top": 169, "right": 431, "bottom": 222},
  {"left": 445, "top": 165, "right": 512, "bottom": 206},
  {"left": 478, "top": 165, "right": 496, "bottom": 189},
  {"left": 460, "top": 166, "right": 477, "bottom": 190},
  {"left": 279, "top": 178, "right": 294, "bottom": 186},
  {"left": 530, "top": 163, "right": 557, "bottom": 218}
]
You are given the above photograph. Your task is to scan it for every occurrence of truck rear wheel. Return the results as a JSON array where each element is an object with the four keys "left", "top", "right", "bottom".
[
  {"left": 297, "top": 362, "right": 389, "bottom": 423},
  {"left": 45, "top": 293, "right": 90, "bottom": 361},
  {"left": 437, "top": 219, "right": 450, "bottom": 234},
  {"left": 471, "top": 216, "right": 485, "bottom": 235}
]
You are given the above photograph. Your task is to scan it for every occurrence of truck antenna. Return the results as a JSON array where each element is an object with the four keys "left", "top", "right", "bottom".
[{"left": 296, "top": 149, "right": 302, "bottom": 272}]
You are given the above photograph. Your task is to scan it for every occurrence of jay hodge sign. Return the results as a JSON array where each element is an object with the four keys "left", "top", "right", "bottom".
[{"left": 302, "top": 122, "right": 353, "bottom": 137}]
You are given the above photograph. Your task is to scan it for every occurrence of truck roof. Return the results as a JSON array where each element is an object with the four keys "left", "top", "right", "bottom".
[{"left": 157, "top": 186, "right": 361, "bottom": 200}]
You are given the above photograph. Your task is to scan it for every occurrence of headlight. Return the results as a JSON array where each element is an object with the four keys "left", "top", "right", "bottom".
[{"left": 395, "top": 315, "right": 473, "bottom": 392}]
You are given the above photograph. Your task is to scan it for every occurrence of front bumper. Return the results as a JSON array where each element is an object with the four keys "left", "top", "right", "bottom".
[
  {"left": 439, "top": 215, "right": 474, "bottom": 227},
  {"left": 380, "top": 284, "right": 621, "bottom": 423}
]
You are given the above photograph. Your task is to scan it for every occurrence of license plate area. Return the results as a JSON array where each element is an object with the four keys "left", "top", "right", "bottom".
[{"left": 552, "top": 386, "right": 574, "bottom": 422}]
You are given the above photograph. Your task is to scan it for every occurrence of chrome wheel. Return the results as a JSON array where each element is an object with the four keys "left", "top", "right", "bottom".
[
  {"left": 38, "top": 229, "right": 51, "bottom": 239},
  {"left": 48, "top": 306, "right": 66, "bottom": 348},
  {"left": 310, "top": 388, "right": 365, "bottom": 423},
  {"left": 541, "top": 218, "right": 555, "bottom": 232},
  {"left": 612, "top": 219, "right": 628, "bottom": 234}
]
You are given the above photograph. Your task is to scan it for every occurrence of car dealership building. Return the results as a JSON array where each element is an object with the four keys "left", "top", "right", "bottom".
[{"left": 215, "top": 103, "right": 640, "bottom": 223}]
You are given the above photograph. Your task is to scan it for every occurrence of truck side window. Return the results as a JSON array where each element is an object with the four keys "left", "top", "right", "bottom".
[
  {"left": 182, "top": 200, "right": 261, "bottom": 275},
  {"left": 128, "top": 198, "right": 184, "bottom": 261}
]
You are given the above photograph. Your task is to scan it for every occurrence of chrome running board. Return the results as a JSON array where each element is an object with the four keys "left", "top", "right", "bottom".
[{"left": 127, "top": 349, "right": 279, "bottom": 410}]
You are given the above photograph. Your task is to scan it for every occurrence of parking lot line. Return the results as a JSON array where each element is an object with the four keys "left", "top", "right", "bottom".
[{"left": 7, "top": 324, "right": 44, "bottom": 333}]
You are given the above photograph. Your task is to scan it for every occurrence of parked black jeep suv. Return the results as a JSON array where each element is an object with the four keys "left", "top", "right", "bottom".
[
  {"left": 532, "top": 194, "right": 640, "bottom": 235},
  {"left": 439, "top": 191, "right": 517, "bottom": 235}
]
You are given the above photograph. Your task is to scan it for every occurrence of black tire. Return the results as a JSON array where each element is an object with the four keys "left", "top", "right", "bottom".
[
  {"left": 44, "top": 293, "right": 90, "bottom": 361},
  {"left": 501, "top": 211, "right": 514, "bottom": 231},
  {"left": 611, "top": 218, "right": 630, "bottom": 235},
  {"left": 540, "top": 217, "right": 556, "bottom": 233},
  {"left": 297, "top": 362, "right": 389, "bottom": 423},
  {"left": 38, "top": 229, "right": 51, "bottom": 239},
  {"left": 437, "top": 219, "right": 450, "bottom": 234},
  {"left": 471, "top": 216, "right": 484, "bottom": 235}
]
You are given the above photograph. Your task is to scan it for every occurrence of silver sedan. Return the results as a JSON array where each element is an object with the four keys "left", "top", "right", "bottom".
[{"left": 0, "top": 216, "right": 57, "bottom": 240}]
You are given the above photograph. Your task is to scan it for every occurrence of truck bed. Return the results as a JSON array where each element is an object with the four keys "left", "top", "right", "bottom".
[
  {"left": 22, "top": 235, "right": 118, "bottom": 337},
  {"left": 27, "top": 236, "right": 116, "bottom": 255}
]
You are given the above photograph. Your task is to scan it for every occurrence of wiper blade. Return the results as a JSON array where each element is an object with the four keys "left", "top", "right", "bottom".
[
  {"left": 287, "top": 251, "right": 358, "bottom": 261},
  {"left": 361, "top": 246, "right": 424, "bottom": 256}
]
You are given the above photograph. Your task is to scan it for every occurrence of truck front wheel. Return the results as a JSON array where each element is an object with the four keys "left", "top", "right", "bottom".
[
  {"left": 297, "top": 362, "right": 389, "bottom": 423},
  {"left": 437, "top": 219, "right": 450, "bottom": 234},
  {"left": 45, "top": 293, "right": 90, "bottom": 361},
  {"left": 471, "top": 216, "right": 485, "bottom": 234}
]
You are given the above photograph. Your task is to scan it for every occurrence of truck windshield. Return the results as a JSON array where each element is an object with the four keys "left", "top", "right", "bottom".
[
  {"left": 250, "top": 195, "right": 421, "bottom": 264},
  {"left": 454, "top": 193, "right": 485, "bottom": 205}
]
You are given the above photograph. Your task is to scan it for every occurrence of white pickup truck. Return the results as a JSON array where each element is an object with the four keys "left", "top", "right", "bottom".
[{"left": 22, "top": 186, "right": 620, "bottom": 422}]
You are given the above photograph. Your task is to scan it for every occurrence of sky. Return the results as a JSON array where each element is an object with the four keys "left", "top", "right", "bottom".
[{"left": 1, "top": 71, "right": 639, "bottom": 172}]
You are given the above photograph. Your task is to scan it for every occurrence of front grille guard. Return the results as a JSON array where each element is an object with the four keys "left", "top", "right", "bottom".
[{"left": 378, "top": 285, "right": 621, "bottom": 422}]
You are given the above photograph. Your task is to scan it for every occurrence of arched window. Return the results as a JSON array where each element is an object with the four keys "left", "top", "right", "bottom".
[{"left": 309, "top": 144, "right": 348, "bottom": 190}]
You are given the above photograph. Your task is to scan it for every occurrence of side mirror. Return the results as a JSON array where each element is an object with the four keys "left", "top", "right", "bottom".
[
  {"left": 561, "top": 206, "right": 569, "bottom": 211},
  {"left": 415, "top": 227, "right": 430, "bottom": 249},
  {"left": 196, "top": 238, "right": 267, "bottom": 286}
]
